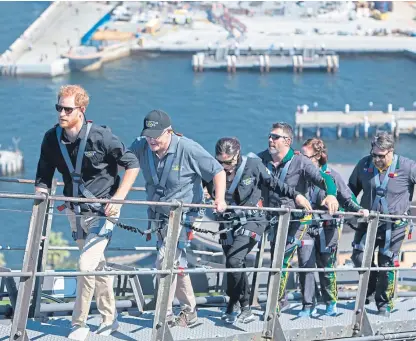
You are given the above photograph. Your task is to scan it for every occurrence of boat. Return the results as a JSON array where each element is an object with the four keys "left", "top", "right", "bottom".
[{"left": 61, "top": 37, "right": 136, "bottom": 72}]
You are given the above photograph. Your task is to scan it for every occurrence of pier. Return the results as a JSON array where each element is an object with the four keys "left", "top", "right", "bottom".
[
  {"left": 192, "top": 47, "right": 339, "bottom": 73},
  {"left": 295, "top": 104, "right": 416, "bottom": 139}
]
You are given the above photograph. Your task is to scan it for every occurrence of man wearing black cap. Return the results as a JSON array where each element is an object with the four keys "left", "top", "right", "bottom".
[{"left": 129, "top": 109, "right": 227, "bottom": 326}]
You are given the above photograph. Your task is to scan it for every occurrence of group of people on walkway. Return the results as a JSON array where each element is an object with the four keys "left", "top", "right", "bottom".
[{"left": 34, "top": 84, "right": 416, "bottom": 338}]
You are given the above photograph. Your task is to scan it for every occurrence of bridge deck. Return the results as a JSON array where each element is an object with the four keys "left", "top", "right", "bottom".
[{"left": 0, "top": 299, "right": 415, "bottom": 341}]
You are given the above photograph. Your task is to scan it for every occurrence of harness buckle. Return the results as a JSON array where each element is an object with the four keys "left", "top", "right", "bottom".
[
  {"left": 71, "top": 172, "right": 83, "bottom": 183},
  {"left": 375, "top": 186, "right": 387, "bottom": 198},
  {"left": 269, "top": 215, "right": 278, "bottom": 226},
  {"left": 154, "top": 185, "right": 165, "bottom": 197}
]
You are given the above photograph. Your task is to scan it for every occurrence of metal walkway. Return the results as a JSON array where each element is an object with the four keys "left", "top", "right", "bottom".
[
  {"left": 0, "top": 299, "right": 415, "bottom": 341},
  {"left": 0, "top": 178, "right": 415, "bottom": 341}
]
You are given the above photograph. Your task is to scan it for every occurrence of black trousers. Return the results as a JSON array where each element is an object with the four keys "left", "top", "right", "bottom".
[
  {"left": 222, "top": 233, "right": 258, "bottom": 307},
  {"left": 297, "top": 225, "right": 339, "bottom": 307},
  {"left": 351, "top": 223, "right": 406, "bottom": 311}
]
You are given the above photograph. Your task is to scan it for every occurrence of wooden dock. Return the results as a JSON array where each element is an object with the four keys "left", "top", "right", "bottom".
[
  {"left": 192, "top": 48, "right": 339, "bottom": 73},
  {"left": 295, "top": 106, "right": 416, "bottom": 139}
]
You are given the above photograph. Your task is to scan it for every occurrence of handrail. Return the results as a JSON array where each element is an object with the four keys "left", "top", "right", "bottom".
[
  {"left": 0, "top": 191, "right": 412, "bottom": 220},
  {"left": 1, "top": 177, "right": 415, "bottom": 212},
  {"left": 0, "top": 177, "right": 146, "bottom": 192},
  {"left": 0, "top": 178, "right": 415, "bottom": 341},
  {"left": 0, "top": 265, "right": 414, "bottom": 278}
]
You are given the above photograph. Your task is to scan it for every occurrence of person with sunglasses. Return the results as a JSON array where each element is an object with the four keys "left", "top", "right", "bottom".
[
  {"left": 203, "top": 137, "right": 312, "bottom": 324},
  {"left": 257, "top": 122, "right": 340, "bottom": 312},
  {"left": 35, "top": 85, "right": 140, "bottom": 339},
  {"left": 299, "top": 138, "right": 369, "bottom": 318},
  {"left": 129, "top": 110, "right": 227, "bottom": 327},
  {"left": 348, "top": 131, "right": 416, "bottom": 316}
]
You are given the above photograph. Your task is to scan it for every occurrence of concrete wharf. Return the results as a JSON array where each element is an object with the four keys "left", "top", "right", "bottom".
[
  {"left": 0, "top": 2, "right": 115, "bottom": 77},
  {"left": 295, "top": 105, "right": 416, "bottom": 139}
]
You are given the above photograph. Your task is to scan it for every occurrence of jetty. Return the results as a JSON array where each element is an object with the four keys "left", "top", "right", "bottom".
[
  {"left": 0, "top": 138, "right": 24, "bottom": 176},
  {"left": 295, "top": 104, "right": 416, "bottom": 139},
  {"left": 192, "top": 47, "right": 339, "bottom": 73}
]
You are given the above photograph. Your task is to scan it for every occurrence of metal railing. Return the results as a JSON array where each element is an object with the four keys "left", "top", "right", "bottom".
[{"left": 0, "top": 178, "right": 415, "bottom": 341}]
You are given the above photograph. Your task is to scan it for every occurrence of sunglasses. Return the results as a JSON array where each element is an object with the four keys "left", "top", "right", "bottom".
[
  {"left": 55, "top": 104, "right": 81, "bottom": 115},
  {"left": 216, "top": 154, "right": 238, "bottom": 165},
  {"left": 370, "top": 149, "right": 390, "bottom": 160},
  {"left": 371, "top": 152, "right": 389, "bottom": 160},
  {"left": 268, "top": 133, "right": 287, "bottom": 141}
]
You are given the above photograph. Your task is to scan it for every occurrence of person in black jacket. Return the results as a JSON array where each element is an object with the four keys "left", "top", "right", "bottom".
[
  {"left": 204, "top": 137, "right": 311, "bottom": 324},
  {"left": 298, "top": 138, "right": 368, "bottom": 318}
]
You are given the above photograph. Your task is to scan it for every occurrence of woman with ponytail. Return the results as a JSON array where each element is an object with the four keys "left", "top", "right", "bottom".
[{"left": 297, "top": 138, "right": 369, "bottom": 318}]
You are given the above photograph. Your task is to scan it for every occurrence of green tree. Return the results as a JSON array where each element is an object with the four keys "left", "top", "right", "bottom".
[{"left": 47, "top": 231, "right": 71, "bottom": 269}]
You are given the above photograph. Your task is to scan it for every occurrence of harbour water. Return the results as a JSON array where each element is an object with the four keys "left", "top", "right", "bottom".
[{"left": 0, "top": 2, "right": 415, "bottom": 268}]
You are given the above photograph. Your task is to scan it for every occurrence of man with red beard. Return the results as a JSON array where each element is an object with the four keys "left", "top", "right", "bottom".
[{"left": 35, "top": 84, "right": 139, "bottom": 339}]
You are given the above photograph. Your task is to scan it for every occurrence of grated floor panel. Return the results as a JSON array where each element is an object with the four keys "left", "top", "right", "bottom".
[{"left": 0, "top": 298, "right": 415, "bottom": 341}]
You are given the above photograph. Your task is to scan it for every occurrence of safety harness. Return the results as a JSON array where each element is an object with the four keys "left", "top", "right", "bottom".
[
  {"left": 307, "top": 165, "right": 339, "bottom": 253},
  {"left": 146, "top": 138, "right": 197, "bottom": 249},
  {"left": 267, "top": 150, "right": 312, "bottom": 246},
  {"left": 56, "top": 122, "right": 103, "bottom": 240},
  {"left": 352, "top": 155, "right": 405, "bottom": 265},
  {"left": 218, "top": 156, "right": 263, "bottom": 245},
  {"left": 55, "top": 122, "right": 149, "bottom": 239}
]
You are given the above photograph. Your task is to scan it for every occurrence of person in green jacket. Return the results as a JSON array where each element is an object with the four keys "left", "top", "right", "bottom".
[{"left": 299, "top": 138, "right": 369, "bottom": 317}]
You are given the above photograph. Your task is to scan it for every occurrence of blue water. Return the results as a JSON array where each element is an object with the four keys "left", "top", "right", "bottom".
[{"left": 0, "top": 2, "right": 415, "bottom": 268}]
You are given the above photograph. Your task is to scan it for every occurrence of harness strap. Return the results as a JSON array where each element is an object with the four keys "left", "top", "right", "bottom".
[
  {"left": 352, "top": 233, "right": 367, "bottom": 251},
  {"left": 371, "top": 154, "right": 398, "bottom": 213},
  {"left": 146, "top": 139, "right": 179, "bottom": 241},
  {"left": 56, "top": 122, "right": 93, "bottom": 240},
  {"left": 228, "top": 156, "right": 247, "bottom": 194},
  {"left": 278, "top": 156, "right": 294, "bottom": 183},
  {"left": 318, "top": 227, "right": 328, "bottom": 253},
  {"left": 380, "top": 223, "right": 394, "bottom": 258}
]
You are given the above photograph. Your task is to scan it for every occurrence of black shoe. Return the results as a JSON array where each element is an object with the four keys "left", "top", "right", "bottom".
[{"left": 222, "top": 301, "right": 240, "bottom": 320}]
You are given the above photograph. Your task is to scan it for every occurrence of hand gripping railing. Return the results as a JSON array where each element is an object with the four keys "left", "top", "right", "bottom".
[{"left": 0, "top": 180, "right": 415, "bottom": 341}]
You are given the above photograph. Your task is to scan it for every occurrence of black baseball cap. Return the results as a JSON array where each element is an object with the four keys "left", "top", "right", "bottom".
[{"left": 141, "top": 109, "right": 172, "bottom": 138}]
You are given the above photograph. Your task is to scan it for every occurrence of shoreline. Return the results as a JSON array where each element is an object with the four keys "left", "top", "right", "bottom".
[{"left": 0, "top": 1, "right": 415, "bottom": 77}]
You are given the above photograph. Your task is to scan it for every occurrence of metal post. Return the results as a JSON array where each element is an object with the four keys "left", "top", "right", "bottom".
[
  {"left": 393, "top": 250, "right": 402, "bottom": 300},
  {"left": 352, "top": 213, "right": 379, "bottom": 337},
  {"left": 151, "top": 202, "right": 183, "bottom": 341},
  {"left": 107, "top": 262, "right": 146, "bottom": 313},
  {"left": 249, "top": 233, "right": 266, "bottom": 307},
  {"left": 10, "top": 195, "right": 48, "bottom": 341},
  {"left": 29, "top": 178, "right": 57, "bottom": 318},
  {"left": 0, "top": 268, "right": 18, "bottom": 310},
  {"left": 263, "top": 208, "right": 290, "bottom": 341}
]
